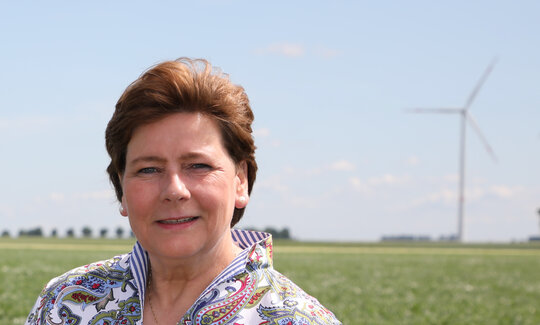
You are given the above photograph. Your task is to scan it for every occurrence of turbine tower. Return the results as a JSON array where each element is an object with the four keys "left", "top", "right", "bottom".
[{"left": 408, "top": 60, "right": 498, "bottom": 242}]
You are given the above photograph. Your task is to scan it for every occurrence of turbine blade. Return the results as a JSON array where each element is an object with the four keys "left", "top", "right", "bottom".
[
  {"left": 465, "top": 58, "right": 498, "bottom": 110},
  {"left": 466, "top": 112, "right": 498, "bottom": 162},
  {"left": 405, "top": 108, "right": 462, "bottom": 114}
]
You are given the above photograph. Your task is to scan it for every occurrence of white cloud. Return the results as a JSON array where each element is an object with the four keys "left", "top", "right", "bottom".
[
  {"left": 255, "top": 43, "right": 305, "bottom": 58},
  {"left": 422, "top": 185, "right": 524, "bottom": 203},
  {"left": 253, "top": 127, "right": 280, "bottom": 147},
  {"left": 0, "top": 204, "right": 16, "bottom": 219},
  {"left": 406, "top": 155, "right": 420, "bottom": 166},
  {"left": 329, "top": 160, "right": 356, "bottom": 171},
  {"left": 42, "top": 189, "right": 115, "bottom": 203},
  {"left": 253, "top": 127, "right": 270, "bottom": 137},
  {"left": 302, "top": 161, "right": 353, "bottom": 176},
  {"left": 367, "top": 174, "right": 410, "bottom": 186},
  {"left": 407, "top": 184, "right": 524, "bottom": 210},
  {"left": 349, "top": 173, "right": 411, "bottom": 196},
  {"left": 442, "top": 174, "right": 459, "bottom": 183},
  {"left": 305, "top": 167, "right": 323, "bottom": 176},
  {"left": 49, "top": 192, "right": 65, "bottom": 202},
  {"left": 257, "top": 176, "right": 289, "bottom": 194},
  {"left": 467, "top": 187, "right": 486, "bottom": 201},
  {"left": 255, "top": 43, "right": 340, "bottom": 59},
  {"left": 488, "top": 185, "right": 523, "bottom": 199},
  {"left": 314, "top": 46, "right": 341, "bottom": 58},
  {"left": 270, "top": 140, "right": 281, "bottom": 147},
  {"left": 349, "top": 177, "right": 371, "bottom": 194},
  {"left": 73, "top": 189, "right": 116, "bottom": 200},
  {"left": 0, "top": 115, "right": 56, "bottom": 132},
  {"left": 288, "top": 195, "right": 319, "bottom": 208},
  {"left": 283, "top": 160, "right": 356, "bottom": 177},
  {"left": 410, "top": 188, "right": 456, "bottom": 207}
]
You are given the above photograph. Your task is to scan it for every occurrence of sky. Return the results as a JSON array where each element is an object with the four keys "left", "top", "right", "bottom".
[{"left": 1, "top": 1, "right": 539, "bottom": 242}]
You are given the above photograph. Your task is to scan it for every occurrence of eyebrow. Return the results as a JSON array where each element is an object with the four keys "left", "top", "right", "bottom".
[
  {"left": 128, "top": 156, "right": 167, "bottom": 166},
  {"left": 128, "top": 152, "right": 211, "bottom": 166}
]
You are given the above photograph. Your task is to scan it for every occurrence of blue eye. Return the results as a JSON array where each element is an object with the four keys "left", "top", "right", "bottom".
[
  {"left": 191, "top": 163, "right": 212, "bottom": 170},
  {"left": 138, "top": 167, "right": 159, "bottom": 174}
]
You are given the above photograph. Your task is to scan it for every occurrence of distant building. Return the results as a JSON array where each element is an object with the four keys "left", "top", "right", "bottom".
[
  {"left": 438, "top": 234, "right": 459, "bottom": 242},
  {"left": 528, "top": 236, "right": 540, "bottom": 242},
  {"left": 380, "top": 235, "right": 431, "bottom": 242}
]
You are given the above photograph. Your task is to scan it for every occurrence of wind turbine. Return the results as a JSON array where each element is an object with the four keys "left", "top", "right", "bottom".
[{"left": 408, "top": 60, "right": 498, "bottom": 242}]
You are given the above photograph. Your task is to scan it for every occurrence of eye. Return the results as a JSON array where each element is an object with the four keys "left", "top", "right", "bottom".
[
  {"left": 190, "top": 163, "right": 212, "bottom": 170},
  {"left": 138, "top": 167, "right": 160, "bottom": 174}
]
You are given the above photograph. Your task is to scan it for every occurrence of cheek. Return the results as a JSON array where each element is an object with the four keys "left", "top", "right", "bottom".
[
  {"left": 191, "top": 180, "right": 235, "bottom": 215},
  {"left": 124, "top": 181, "right": 158, "bottom": 213}
]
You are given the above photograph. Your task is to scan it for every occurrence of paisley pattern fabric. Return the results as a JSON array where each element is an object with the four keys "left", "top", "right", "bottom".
[{"left": 26, "top": 229, "right": 341, "bottom": 325}]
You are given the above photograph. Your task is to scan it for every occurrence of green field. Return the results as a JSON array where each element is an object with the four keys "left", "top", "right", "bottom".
[{"left": 1, "top": 238, "right": 540, "bottom": 324}]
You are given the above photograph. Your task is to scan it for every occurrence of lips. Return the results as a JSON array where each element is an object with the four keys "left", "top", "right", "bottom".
[{"left": 157, "top": 217, "right": 199, "bottom": 224}]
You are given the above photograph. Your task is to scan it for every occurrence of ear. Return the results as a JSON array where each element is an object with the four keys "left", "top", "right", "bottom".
[
  {"left": 235, "top": 161, "right": 249, "bottom": 209},
  {"left": 118, "top": 173, "right": 128, "bottom": 217},
  {"left": 120, "top": 197, "right": 128, "bottom": 217}
]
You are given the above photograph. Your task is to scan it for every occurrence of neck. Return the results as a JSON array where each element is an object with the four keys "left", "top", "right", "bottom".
[
  {"left": 144, "top": 238, "right": 242, "bottom": 324},
  {"left": 148, "top": 231, "right": 241, "bottom": 281}
]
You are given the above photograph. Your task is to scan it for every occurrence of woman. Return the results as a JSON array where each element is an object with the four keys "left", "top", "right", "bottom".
[{"left": 26, "top": 58, "right": 341, "bottom": 325}]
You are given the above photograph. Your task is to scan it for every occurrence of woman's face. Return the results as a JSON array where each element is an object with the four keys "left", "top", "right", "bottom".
[{"left": 120, "top": 112, "right": 248, "bottom": 261}]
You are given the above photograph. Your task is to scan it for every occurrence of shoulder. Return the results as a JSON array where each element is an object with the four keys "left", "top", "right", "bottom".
[
  {"left": 228, "top": 230, "right": 341, "bottom": 324},
  {"left": 43, "top": 253, "right": 132, "bottom": 293},
  {"left": 185, "top": 267, "right": 341, "bottom": 325},
  {"left": 26, "top": 253, "right": 140, "bottom": 325},
  {"left": 257, "top": 269, "right": 342, "bottom": 324}
]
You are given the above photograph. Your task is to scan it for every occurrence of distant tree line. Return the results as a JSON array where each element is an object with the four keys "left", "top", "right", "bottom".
[
  {"left": 4, "top": 225, "right": 291, "bottom": 240},
  {"left": 2, "top": 226, "right": 134, "bottom": 239},
  {"left": 18, "top": 227, "right": 43, "bottom": 237},
  {"left": 246, "top": 226, "right": 292, "bottom": 240}
]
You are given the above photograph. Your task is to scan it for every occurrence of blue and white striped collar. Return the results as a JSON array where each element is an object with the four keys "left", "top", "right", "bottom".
[
  {"left": 129, "top": 229, "right": 271, "bottom": 309},
  {"left": 230, "top": 228, "right": 269, "bottom": 250}
]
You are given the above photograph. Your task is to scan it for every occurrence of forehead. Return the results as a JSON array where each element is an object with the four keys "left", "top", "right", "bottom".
[{"left": 126, "top": 112, "right": 226, "bottom": 157}]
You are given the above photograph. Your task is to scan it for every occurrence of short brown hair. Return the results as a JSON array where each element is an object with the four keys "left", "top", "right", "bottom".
[{"left": 105, "top": 58, "right": 257, "bottom": 226}]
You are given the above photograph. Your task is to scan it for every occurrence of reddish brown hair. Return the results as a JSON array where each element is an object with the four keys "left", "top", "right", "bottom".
[{"left": 105, "top": 58, "right": 257, "bottom": 226}]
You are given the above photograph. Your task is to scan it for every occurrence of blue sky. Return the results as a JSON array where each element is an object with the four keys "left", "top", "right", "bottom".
[{"left": 1, "top": 1, "right": 539, "bottom": 241}]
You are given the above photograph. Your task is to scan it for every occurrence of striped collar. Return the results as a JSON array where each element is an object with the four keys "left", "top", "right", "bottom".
[{"left": 129, "top": 229, "right": 271, "bottom": 311}]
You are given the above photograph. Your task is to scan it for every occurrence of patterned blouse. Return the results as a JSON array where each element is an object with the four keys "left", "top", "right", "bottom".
[{"left": 26, "top": 229, "right": 341, "bottom": 325}]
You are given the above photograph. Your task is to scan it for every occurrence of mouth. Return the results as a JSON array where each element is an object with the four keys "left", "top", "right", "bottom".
[{"left": 157, "top": 217, "right": 199, "bottom": 225}]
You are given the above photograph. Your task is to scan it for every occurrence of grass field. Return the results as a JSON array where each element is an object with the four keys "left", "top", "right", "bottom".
[{"left": 1, "top": 238, "right": 540, "bottom": 324}]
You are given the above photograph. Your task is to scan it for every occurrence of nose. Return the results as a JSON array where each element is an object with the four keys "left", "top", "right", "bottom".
[{"left": 161, "top": 173, "right": 190, "bottom": 202}]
